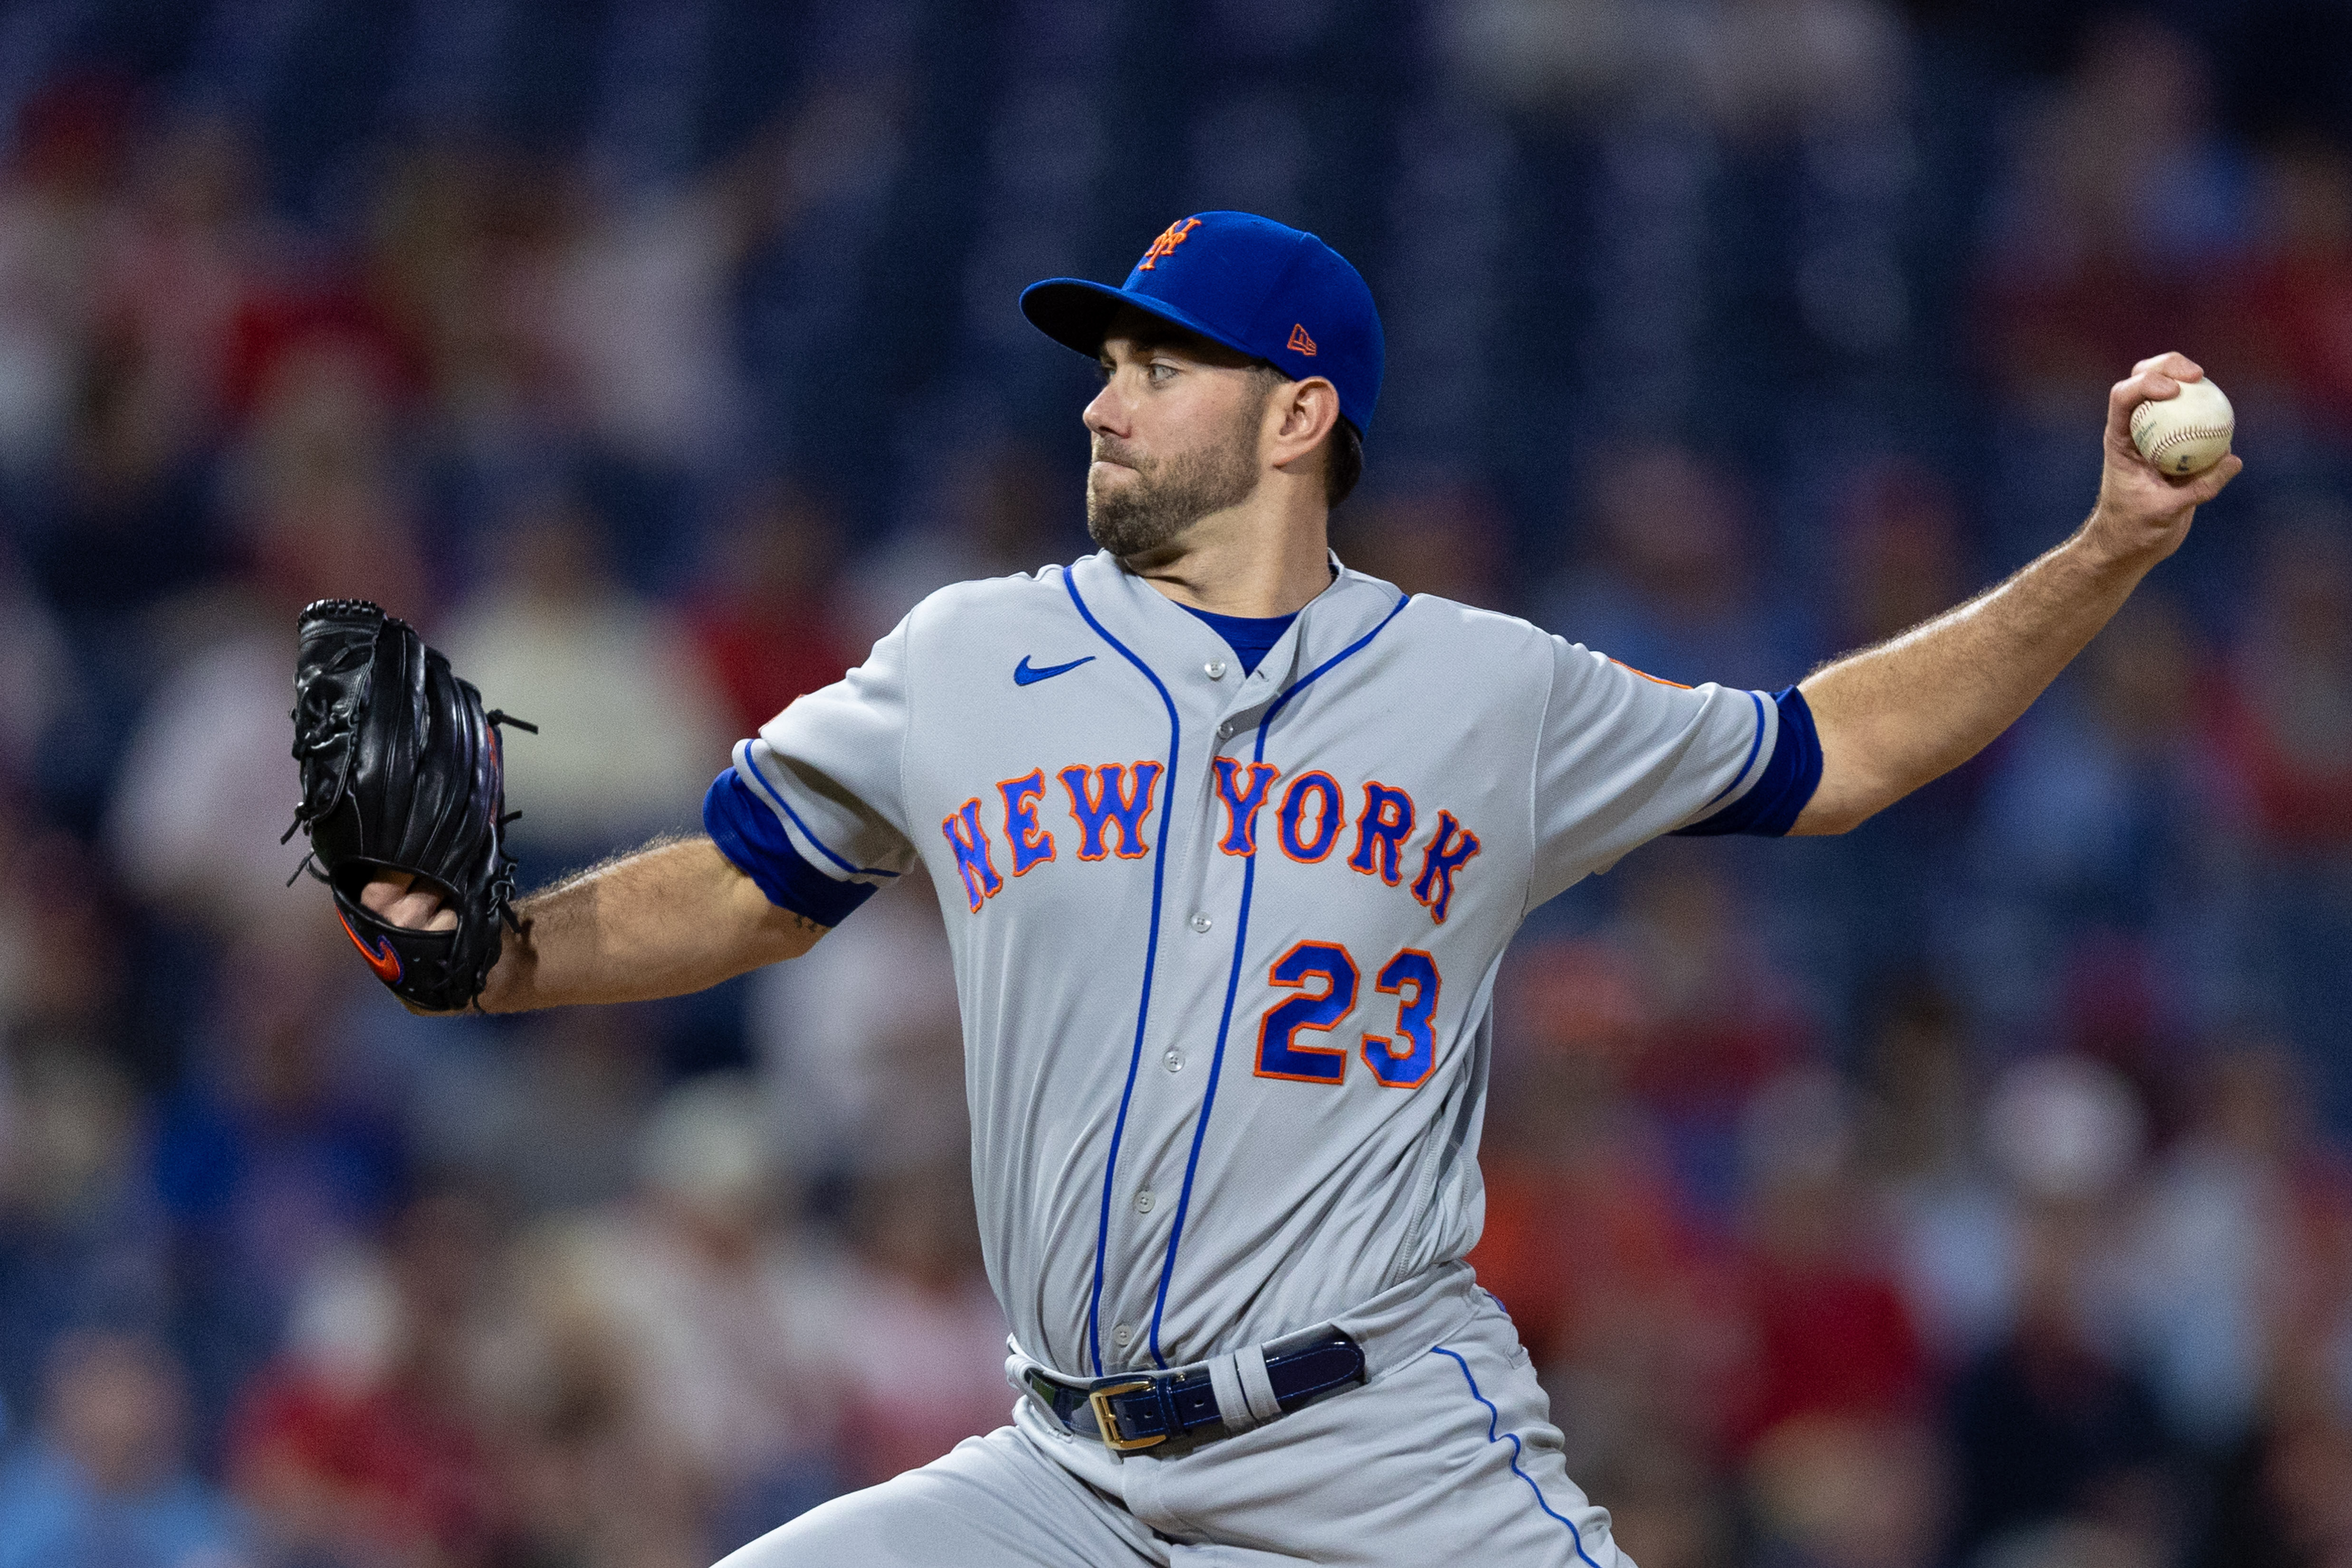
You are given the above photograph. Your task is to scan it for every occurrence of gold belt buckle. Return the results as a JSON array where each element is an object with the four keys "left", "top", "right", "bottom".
[{"left": 1086, "top": 1378, "right": 1167, "bottom": 1453}]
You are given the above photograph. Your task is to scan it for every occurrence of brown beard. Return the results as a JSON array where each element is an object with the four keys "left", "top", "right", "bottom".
[{"left": 1085, "top": 398, "right": 1263, "bottom": 558}]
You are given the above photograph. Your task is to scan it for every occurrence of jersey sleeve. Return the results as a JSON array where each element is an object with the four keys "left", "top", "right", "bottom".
[
  {"left": 702, "top": 615, "right": 920, "bottom": 927},
  {"left": 1528, "top": 638, "right": 1797, "bottom": 907},
  {"left": 1669, "top": 685, "right": 1824, "bottom": 840}
]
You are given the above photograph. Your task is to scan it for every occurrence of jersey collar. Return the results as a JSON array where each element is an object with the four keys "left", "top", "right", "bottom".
[
  {"left": 1070, "top": 548, "right": 1406, "bottom": 701},
  {"left": 1063, "top": 549, "right": 1409, "bottom": 745}
]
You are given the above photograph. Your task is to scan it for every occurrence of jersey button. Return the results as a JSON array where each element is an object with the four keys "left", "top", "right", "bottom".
[
  {"left": 1189, "top": 911, "right": 1212, "bottom": 933},
  {"left": 1163, "top": 1049, "right": 1184, "bottom": 1072},
  {"left": 1113, "top": 1324, "right": 1133, "bottom": 1348},
  {"left": 1136, "top": 1188, "right": 1153, "bottom": 1213},
  {"left": 1205, "top": 660, "right": 1228, "bottom": 679}
]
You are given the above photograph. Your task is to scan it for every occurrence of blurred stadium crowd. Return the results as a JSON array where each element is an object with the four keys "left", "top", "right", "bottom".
[{"left": 2, "top": 0, "right": 2352, "bottom": 1565}]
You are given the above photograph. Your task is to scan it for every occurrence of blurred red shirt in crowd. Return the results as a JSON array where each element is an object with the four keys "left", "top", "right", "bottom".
[
  {"left": 226, "top": 1191, "right": 507, "bottom": 1566},
  {"left": 1725, "top": 1201, "right": 1930, "bottom": 1452},
  {"left": 2237, "top": 138, "right": 2352, "bottom": 435},
  {"left": 230, "top": 1371, "right": 500, "bottom": 1562},
  {"left": 686, "top": 485, "right": 857, "bottom": 739},
  {"left": 2208, "top": 523, "right": 2352, "bottom": 851}
]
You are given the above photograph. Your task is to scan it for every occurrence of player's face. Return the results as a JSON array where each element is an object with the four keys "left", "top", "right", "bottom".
[{"left": 1084, "top": 314, "right": 1272, "bottom": 560}]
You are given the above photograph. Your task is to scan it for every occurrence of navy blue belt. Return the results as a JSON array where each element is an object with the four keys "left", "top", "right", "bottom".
[{"left": 1023, "top": 1328, "right": 1366, "bottom": 1453}]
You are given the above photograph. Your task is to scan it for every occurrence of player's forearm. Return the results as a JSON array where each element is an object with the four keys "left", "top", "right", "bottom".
[
  {"left": 1791, "top": 530, "right": 2151, "bottom": 833},
  {"left": 1791, "top": 354, "right": 2239, "bottom": 835},
  {"left": 479, "top": 836, "right": 823, "bottom": 1011}
]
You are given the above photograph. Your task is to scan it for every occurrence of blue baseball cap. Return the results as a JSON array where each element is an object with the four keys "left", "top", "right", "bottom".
[{"left": 1022, "top": 211, "right": 1384, "bottom": 439}]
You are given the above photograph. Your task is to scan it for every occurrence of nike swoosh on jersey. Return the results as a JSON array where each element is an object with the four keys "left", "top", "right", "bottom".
[
  {"left": 338, "top": 908, "right": 405, "bottom": 985},
  {"left": 1014, "top": 654, "right": 1096, "bottom": 686}
]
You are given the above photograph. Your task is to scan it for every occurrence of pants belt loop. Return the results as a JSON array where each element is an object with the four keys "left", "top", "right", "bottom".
[
  {"left": 1207, "top": 1351, "right": 1261, "bottom": 1433},
  {"left": 1236, "top": 1341, "right": 1283, "bottom": 1425}
]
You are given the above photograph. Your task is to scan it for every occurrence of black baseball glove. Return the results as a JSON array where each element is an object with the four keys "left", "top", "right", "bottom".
[{"left": 286, "top": 598, "right": 534, "bottom": 1012}]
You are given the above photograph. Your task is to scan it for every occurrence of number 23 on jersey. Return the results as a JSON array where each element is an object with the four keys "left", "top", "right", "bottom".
[{"left": 1256, "top": 941, "right": 1441, "bottom": 1089}]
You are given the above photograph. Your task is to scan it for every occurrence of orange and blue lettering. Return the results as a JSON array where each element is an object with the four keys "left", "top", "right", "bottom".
[
  {"left": 997, "top": 770, "right": 1055, "bottom": 876},
  {"left": 1212, "top": 758, "right": 1281, "bottom": 857},
  {"left": 1410, "top": 810, "right": 1481, "bottom": 924},
  {"left": 1255, "top": 941, "right": 1359, "bottom": 1084},
  {"left": 1348, "top": 781, "right": 1416, "bottom": 885},
  {"left": 1363, "top": 949, "right": 1440, "bottom": 1088},
  {"left": 1059, "top": 762, "right": 1162, "bottom": 860},
  {"left": 1277, "top": 771, "right": 1343, "bottom": 863},
  {"left": 941, "top": 799, "right": 1002, "bottom": 911}
]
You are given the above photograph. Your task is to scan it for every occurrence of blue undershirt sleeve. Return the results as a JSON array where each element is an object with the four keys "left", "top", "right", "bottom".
[
  {"left": 1673, "top": 686, "right": 1823, "bottom": 838},
  {"left": 704, "top": 766, "right": 880, "bottom": 927}
]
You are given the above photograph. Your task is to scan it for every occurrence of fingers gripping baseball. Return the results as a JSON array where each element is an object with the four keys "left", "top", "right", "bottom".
[
  {"left": 2105, "top": 354, "right": 2192, "bottom": 440},
  {"left": 2105, "top": 352, "right": 2214, "bottom": 451},
  {"left": 2091, "top": 352, "right": 2242, "bottom": 563}
]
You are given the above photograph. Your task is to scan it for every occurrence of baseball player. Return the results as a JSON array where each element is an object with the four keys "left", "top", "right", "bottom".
[{"left": 354, "top": 212, "right": 2236, "bottom": 1565}]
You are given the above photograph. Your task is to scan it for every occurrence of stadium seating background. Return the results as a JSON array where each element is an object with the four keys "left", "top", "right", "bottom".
[{"left": 2, "top": 2, "right": 2351, "bottom": 1564}]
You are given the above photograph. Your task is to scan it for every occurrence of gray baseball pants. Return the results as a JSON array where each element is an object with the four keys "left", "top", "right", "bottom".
[{"left": 716, "top": 1267, "right": 1632, "bottom": 1567}]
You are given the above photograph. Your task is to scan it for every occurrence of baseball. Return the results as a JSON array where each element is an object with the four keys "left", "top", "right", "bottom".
[{"left": 2129, "top": 373, "right": 2234, "bottom": 476}]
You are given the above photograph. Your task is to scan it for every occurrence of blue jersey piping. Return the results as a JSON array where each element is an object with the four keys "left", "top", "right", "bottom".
[
  {"left": 1145, "top": 592, "right": 1412, "bottom": 1367},
  {"left": 1676, "top": 686, "right": 1822, "bottom": 838},
  {"left": 1696, "top": 688, "right": 1768, "bottom": 813},
  {"left": 705, "top": 768, "right": 881, "bottom": 926},
  {"left": 1430, "top": 1345, "right": 1606, "bottom": 1568},
  {"left": 1062, "top": 567, "right": 1184, "bottom": 1377},
  {"left": 736, "top": 746, "right": 903, "bottom": 879}
]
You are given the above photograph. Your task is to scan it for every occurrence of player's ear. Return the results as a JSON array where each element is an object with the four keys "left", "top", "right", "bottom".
[{"left": 1271, "top": 376, "right": 1340, "bottom": 463}]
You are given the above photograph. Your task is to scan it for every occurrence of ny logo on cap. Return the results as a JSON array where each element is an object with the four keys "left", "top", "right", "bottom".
[
  {"left": 1136, "top": 217, "right": 1202, "bottom": 271},
  {"left": 1288, "top": 323, "right": 1318, "bottom": 356}
]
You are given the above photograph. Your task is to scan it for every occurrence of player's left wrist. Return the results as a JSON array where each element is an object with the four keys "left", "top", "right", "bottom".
[{"left": 472, "top": 927, "right": 526, "bottom": 1013}]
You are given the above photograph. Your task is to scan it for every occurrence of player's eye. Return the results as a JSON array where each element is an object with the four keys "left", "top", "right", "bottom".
[
  {"left": 1095, "top": 361, "right": 1115, "bottom": 383},
  {"left": 1147, "top": 361, "right": 1176, "bottom": 383}
]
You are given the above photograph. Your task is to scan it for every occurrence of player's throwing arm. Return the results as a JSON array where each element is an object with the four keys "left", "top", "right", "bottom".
[{"left": 1790, "top": 352, "right": 2238, "bottom": 834}]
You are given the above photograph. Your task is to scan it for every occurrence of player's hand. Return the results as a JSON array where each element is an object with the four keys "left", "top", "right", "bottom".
[
  {"left": 361, "top": 871, "right": 459, "bottom": 931},
  {"left": 356, "top": 872, "right": 476, "bottom": 1016},
  {"left": 2084, "top": 352, "right": 2242, "bottom": 566}
]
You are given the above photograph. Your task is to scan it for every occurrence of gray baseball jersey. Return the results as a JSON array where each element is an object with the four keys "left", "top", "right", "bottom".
[{"left": 703, "top": 548, "right": 1792, "bottom": 1385}]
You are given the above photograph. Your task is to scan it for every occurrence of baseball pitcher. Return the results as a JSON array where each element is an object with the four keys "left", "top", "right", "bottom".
[{"left": 291, "top": 212, "right": 2237, "bottom": 1566}]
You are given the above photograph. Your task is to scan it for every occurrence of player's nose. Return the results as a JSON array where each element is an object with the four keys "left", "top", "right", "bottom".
[{"left": 1082, "top": 377, "right": 1128, "bottom": 439}]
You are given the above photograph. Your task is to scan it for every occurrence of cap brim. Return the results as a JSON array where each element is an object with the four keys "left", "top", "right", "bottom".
[{"left": 1019, "top": 279, "right": 1263, "bottom": 366}]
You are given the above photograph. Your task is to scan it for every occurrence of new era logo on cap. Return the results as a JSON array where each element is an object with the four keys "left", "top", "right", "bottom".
[{"left": 1019, "top": 211, "right": 1385, "bottom": 438}]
